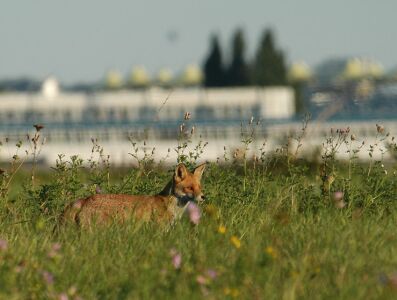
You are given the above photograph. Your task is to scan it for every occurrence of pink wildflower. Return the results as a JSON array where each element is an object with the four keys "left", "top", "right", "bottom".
[
  {"left": 52, "top": 243, "right": 62, "bottom": 252},
  {"left": 0, "top": 239, "right": 8, "bottom": 251},
  {"left": 172, "top": 254, "right": 182, "bottom": 269},
  {"left": 187, "top": 202, "right": 201, "bottom": 225},
  {"left": 333, "top": 191, "right": 344, "bottom": 201},
  {"left": 333, "top": 191, "right": 346, "bottom": 208},
  {"left": 170, "top": 248, "right": 182, "bottom": 269},
  {"left": 58, "top": 293, "right": 69, "bottom": 300},
  {"left": 48, "top": 242, "right": 62, "bottom": 258},
  {"left": 196, "top": 275, "right": 208, "bottom": 285}
]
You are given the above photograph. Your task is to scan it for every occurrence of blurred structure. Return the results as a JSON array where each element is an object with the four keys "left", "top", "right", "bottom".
[
  {"left": 1, "top": 53, "right": 397, "bottom": 165},
  {"left": 128, "top": 66, "right": 150, "bottom": 88},
  {"left": 155, "top": 68, "right": 173, "bottom": 87},
  {"left": 104, "top": 70, "right": 124, "bottom": 90},
  {"left": 306, "top": 57, "right": 397, "bottom": 120},
  {"left": 340, "top": 58, "right": 384, "bottom": 81},
  {"left": 288, "top": 61, "right": 313, "bottom": 83},
  {"left": 0, "top": 78, "right": 295, "bottom": 165},
  {"left": 180, "top": 64, "right": 203, "bottom": 86}
]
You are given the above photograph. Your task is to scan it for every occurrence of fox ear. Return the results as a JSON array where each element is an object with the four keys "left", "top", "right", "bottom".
[
  {"left": 193, "top": 163, "right": 206, "bottom": 180},
  {"left": 175, "top": 163, "right": 188, "bottom": 181}
]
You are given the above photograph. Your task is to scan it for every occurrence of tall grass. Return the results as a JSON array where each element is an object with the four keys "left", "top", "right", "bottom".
[{"left": 0, "top": 120, "right": 397, "bottom": 299}]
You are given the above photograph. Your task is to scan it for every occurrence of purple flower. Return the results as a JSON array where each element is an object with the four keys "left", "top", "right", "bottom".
[
  {"left": 206, "top": 269, "right": 218, "bottom": 279},
  {"left": 42, "top": 271, "right": 54, "bottom": 285},
  {"left": 379, "top": 272, "right": 397, "bottom": 290},
  {"left": 96, "top": 185, "right": 102, "bottom": 194},
  {"left": 187, "top": 202, "right": 201, "bottom": 225}
]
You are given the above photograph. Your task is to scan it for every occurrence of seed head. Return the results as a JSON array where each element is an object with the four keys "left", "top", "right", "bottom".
[
  {"left": 376, "top": 124, "right": 385, "bottom": 134},
  {"left": 179, "top": 123, "right": 185, "bottom": 133},
  {"left": 33, "top": 124, "right": 44, "bottom": 132},
  {"left": 184, "top": 112, "right": 191, "bottom": 120}
]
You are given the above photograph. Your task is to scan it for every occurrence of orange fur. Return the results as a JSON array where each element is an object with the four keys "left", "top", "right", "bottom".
[{"left": 61, "top": 163, "right": 206, "bottom": 226}]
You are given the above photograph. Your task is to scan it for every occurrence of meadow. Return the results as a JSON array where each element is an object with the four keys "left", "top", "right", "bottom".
[{"left": 0, "top": 120, "right": 397, "bottom": 299}]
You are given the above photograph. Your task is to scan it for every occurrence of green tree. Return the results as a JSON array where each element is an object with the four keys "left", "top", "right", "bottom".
[
  {"left": 203, "top": 35, "right": 225, "bottom": 87},
  {"left": 254, "top": 29, "right": 287, "bottom": 86},
  {"left": 226, "top": 29, "right": 250, "bottom": 86}
]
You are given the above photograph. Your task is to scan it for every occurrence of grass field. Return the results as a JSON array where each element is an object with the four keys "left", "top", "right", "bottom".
[{"left": 1, "top": 123, "right": 397, "bottom": 299}]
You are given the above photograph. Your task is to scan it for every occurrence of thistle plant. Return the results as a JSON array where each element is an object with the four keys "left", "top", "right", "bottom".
[
  {"left": 367, "top": 124, "right": 389, "bottom": 177},
  {"left": 0, "top": 138, "right": 29, "bottom": 198},
  {"left": 128, "top": 138, "right": 156, "bottom": 177},
  {"left": 320, "top": 127, "right": 350, "bottom": 197},
  {"left": 345, "top": 132, "right": 365, "bottom": 189},
  {"left": 29, "top": 124, "right": 46, "bottom": 187},
  {"left": 239, "top": 116, "right": 258, "bottom": 191},
  {"left": 175, "top": 112, "right": 207, "bottom": 169},
  {"left": 87, "top": 138, "right": 111, "bottom": 190}
]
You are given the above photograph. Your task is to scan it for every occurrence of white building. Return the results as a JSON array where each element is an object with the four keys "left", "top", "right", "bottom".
[
  {"left": 2, "top": 79, "right": 393, "bottom": 165},
  {"left": 0, "top": 80, "right": 297, "bottom": 165}
]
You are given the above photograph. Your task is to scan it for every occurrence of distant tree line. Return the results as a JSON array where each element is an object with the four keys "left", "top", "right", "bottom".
[{"left": 203, "top": 28, "right": 287, "bottom": 87}]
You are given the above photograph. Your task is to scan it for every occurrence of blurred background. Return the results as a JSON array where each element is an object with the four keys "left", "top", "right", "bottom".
[{"left": 1, "top": 0, "right": 397, "bottom": 165}]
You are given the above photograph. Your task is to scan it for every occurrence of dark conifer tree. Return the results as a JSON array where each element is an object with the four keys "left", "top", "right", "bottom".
[
  {"left": 203, "top": 35, "right": 225, "bottom": 87},
  {"left": 226, "top": 29, "right": 250, "bottom": 86},
  {"left": 254, "top": 29, "right": 287, "bottom": 86}
]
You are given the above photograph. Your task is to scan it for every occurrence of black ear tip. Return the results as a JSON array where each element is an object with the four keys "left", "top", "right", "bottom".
[
  {"left": 175, "top": 163, "right": 185, "bottom": 169},
  {"left": 197, "top": 162, "right": 207, "bottom": 168},
  {"left": 175, "top": 163, "right": 188, "bottom": 179}
]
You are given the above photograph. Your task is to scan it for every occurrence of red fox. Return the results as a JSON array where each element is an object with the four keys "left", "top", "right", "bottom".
[{"left": 61, "top": 163, "right": 206, "bottom": 226}]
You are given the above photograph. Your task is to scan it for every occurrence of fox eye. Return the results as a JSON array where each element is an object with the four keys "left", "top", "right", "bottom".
[{"left": 185, "top": 187, "right": 193, "bottom": 193}]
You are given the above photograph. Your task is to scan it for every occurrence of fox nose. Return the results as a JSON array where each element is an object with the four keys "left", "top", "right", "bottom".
[{"left": 201, "top": 195, "right": 206, "bottom": 201}]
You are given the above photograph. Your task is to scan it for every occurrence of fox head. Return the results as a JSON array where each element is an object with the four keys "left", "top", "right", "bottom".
[{"left": 173, "top": 163, "right": 206, "bottom": 205}]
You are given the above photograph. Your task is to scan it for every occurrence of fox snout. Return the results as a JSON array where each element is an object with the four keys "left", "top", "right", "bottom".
[
  {"left": 196, "top": 194, "right": 206, "bottom": 203},
  {"left": 178, "top": 192, "right": 205, "bottom": 204},
  {"left": 186, "top": 191, "right": 206, "bottom": 202}
]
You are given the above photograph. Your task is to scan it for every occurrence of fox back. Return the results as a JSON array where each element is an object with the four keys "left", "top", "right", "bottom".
[{"left": 61, "top": 163, "right": 206, "bottom": 226}]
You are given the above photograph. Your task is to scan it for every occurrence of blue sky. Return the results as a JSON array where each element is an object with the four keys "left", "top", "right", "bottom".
[{"left": 1, "top": 0, "right": 396, "bottom": 83}]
